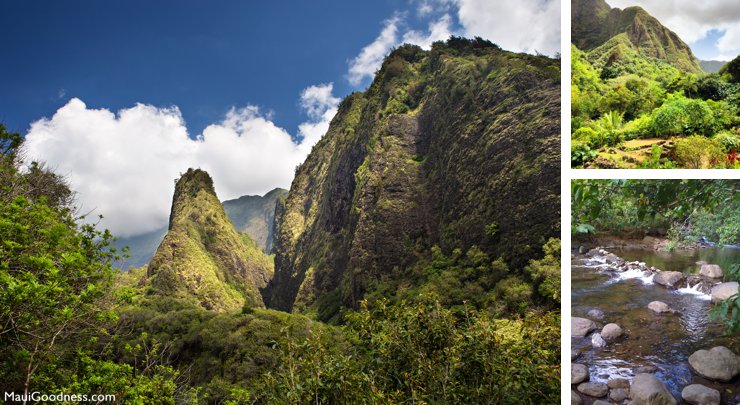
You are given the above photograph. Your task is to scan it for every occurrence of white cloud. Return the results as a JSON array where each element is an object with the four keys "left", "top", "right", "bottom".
[
  {"left": 402, "top": 14, "right": 455, "bottom": 49},
  {"left": 347, "top": 14, "right": 458, "bottom": 86},
  {"left": 23, "top": 86, "right": 339, "bottom": 238},
  {"left": 348, "top": 16, "right": 401, "bottom": 86},
  {"left": 454, "top": 0, "right": 561, "bottom": 55},
  {"left": 299, "top": 83, "right": 340, "bottom": 121},
  {"left": 717, "top": 26, "right": 740, "bottom": 58}
]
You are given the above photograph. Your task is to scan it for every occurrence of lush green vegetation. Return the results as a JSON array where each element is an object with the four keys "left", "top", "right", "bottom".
[
  {"left": 272, "top": 37, "right": 560, "bottom": 323},
  {"left": 572, "top": 179, "right": 739, "bottom": 243},
  {"left": 571, "top": 179, "right": 740, "bottom": 332},
  {"left": 571, "top": 44, "right": 740, "bottom": 168},
  {"left": 1, "top": 38, "right": 562, "bottom": 404}
]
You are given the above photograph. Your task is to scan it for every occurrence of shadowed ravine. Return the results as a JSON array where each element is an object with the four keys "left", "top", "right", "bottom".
[{"left": 572, "top": 247, "right": 740, "bottom": 404}]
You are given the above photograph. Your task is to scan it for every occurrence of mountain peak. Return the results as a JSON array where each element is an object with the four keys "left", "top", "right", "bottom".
[
  {"left": 146, "top": 168, "right": 274, "bottom": 312},
  {"left": 572, "top": 0, "right": 702, "bottom": 73}
]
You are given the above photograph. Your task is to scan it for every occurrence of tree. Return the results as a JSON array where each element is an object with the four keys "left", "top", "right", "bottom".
[{"left": 0, "top": 128, "right": 117, "bottom": 401}]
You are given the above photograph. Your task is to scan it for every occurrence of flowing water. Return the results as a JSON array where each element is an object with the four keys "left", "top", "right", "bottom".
[{"left": 572, "top": 246, "right": 740, "bottom": 404}]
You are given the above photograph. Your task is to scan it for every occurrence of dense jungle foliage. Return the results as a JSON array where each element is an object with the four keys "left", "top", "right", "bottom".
[
  {"left": 572, "top": 48, "right": 740, "bottom": 168},
  {"left": 571, "top": 179, "right": 740, "bottom": 331},
  {"left": 0, "top": 37, "right": 562, "bottom": 403}
]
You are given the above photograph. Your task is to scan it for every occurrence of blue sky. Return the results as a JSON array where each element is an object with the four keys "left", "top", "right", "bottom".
[
  {"left": 1, "top": 0, "right": 561, "bottom": 237},
  {"left": 1, "top": 1, "right": 401, "bottom": 136}
]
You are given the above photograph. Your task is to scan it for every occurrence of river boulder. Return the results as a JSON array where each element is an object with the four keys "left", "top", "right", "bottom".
[
  {"left": 688, "top": 346, "right": 740, "bottom": 382},
  {"left": 710, "top": 282, "right": 738, "bottom": 303},
  {"left": 601, "top": 323, "right": 623, "bottom": 340},
  {"left": 648, "top": 301, "right": 675, "bottom": 314},
  {"left": 699, "top": 264, "right": 723, "bottom": 278},
  {"left": 608, "top": 378, "right": 630, "bottom": 389},
  {"left": 572, "top": 317, "right": 597, "bottom": 337},
  {"left": 591, "top": 332, "right": 607, "bottom": 348},
  {"left": 587, "top": 308, "right": 606, "bottom": 320},
  {"left": 681, "top": 384, "right": 720, "bottom": 405},
  {"left": 609, "top": 388, "right": 629, "bottom": 402},
  {"left": 572, "top": 363, "right": 589, "bottom": 385},
  {"left": 571, "top": 390, "right": 582, "bottom": 405},
  {"left": 629, "top": 373, "right": 676, "bottom": 405},
  {"left": 654, "top": 271, "right": 684, "bottom": 288},
  {"left": 577, "top": 381, "right": 608, "bottom": 397}
]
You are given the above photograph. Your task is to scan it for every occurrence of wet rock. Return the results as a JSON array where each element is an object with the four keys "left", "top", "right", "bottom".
[
  {"left": 572, "top": 317, "right": 597, "bottom": 337},
  {"left": 688, "top": 346, "right": 740, "bottom": 382},
  {"left": 593, "top": 401, "right": 612, "bottom": 405},
  {"left": 571, "top": 390, "right": 583, "bottom": 405},
  {"left": 654, "top": 271, "right": 684, "bottom": 288},
  {"left": 577, "top": 381, "right": 608, "bottom": 397},
  {"left": 572, "top": 363, "right": 589, "bottom": 385},
  {"left": 587, "top": 248, "right": 601, "bottom": 257},
  {"left": 591, "top": 332, "right": 607, "bottom": 348},
  {"left": 643, "top": 236, "right": 659, "bottom": 245},
  {"left": 700, "top": 264, "right": 723, "bottom": 278},
  {"left": 648, "top": 301, "right": 675, "bottom": 314},
  {"left": 578, "top": 246, "right": 587, "bottom": 254},
  {"left": 605, "top": 254, "right": 623, "bottom": 264},
  {"left": 608, "top": 378, "right": 630, "bottom": 389},
  {"left": 681, "top": 384, "right": 720, "bottom": 405},
  {"left": 601, "top": 323, "right": 623, "bottom": 340},
  {"left": 571, "top": 349, "right": 580, "bottom": 361},
  {"left": 587, "top": 309, "right": 606, "bottom": 320},
  {"left": 629, "top": 373, "right": 676, "bottom": 405},
  {"left": 710, "top": 282, "right": 739, "bottom": 303},
  {"left": 610, "top": 387, "right": 629, "bottom": 402},
  {"left": 633, "top": 365, "right": 658, "bottom": 374}
]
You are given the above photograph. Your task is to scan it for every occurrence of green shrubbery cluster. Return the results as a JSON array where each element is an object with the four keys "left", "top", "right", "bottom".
[
  {"left": 260, "top": 298, "right": 560, "bottom": 404},
  {"left": 571, "top": 46, "right": 740, "bottom": 168}
]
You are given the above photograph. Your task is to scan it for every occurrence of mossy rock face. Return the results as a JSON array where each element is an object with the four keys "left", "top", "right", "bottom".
[
  {"left": 145, "top": 168, "right": 274, "bottom": 312},
  {"left": 572, "top": 0, "right": 702, "bottom": 74},
  {"left": 269, "top": 39, "right": 561, "bottom": 318}
]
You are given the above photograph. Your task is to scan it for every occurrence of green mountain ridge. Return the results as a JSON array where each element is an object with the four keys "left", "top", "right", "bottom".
[
  {"left": 113, "top": 188, "right": 286, "bottom": 268},
  {"left": 268, "top": 38, "right": 560, "bottom": 318},
  {"left": 223, "top": 187, "right": 288, "bottom": 253},
  {"left": 572, "top": 0, "right": 702, "bottom": 74},
  {"left": 143, "top": 168, "right": 273, "bottom": 311},
  {"left": 699, "top": 59, "right": 726, "bottom": 74}
]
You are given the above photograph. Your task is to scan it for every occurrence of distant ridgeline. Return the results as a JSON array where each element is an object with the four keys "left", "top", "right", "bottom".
[{"left": 572, "top": 0, "right": 702, "bottom": 74}]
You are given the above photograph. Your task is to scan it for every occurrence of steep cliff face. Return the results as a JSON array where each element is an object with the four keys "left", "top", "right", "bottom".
[
  {"left": 268, "top": 39, "right": 560, "bottom": 317},
  {"left": 223, "top": 188, "right": 288, "bottom": 253},
  {"left": 572, "top": 0, "right": 702, "bottom": 73},
  {"left": 144, "top": 168, "right": 273, "bottom": 311}
]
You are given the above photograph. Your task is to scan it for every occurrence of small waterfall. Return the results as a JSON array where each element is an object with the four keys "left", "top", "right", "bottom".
[
  {"left": 614, "top": 267, "right": 654, "bottom": 284},
  {"left": 676, "top": 280, "right": 710, "bottom": 300}
]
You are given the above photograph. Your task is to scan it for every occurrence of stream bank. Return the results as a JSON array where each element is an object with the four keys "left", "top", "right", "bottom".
[{"left": 571, "top": 244, "right": 740, "bottom": 404}]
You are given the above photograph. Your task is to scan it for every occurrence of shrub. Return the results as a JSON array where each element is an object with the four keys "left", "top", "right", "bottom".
[
  {"left": 651, "top": 94, "right": 715, "bottom": 137},
  {"left": 713, "top": 131, "right": 740, "bottom": 152},
  {"left": 571, "top": 141, "right": 598, "bottom": 167},
  {"left": 674, "top": 135, "right": 725, "bottom": 168}
]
